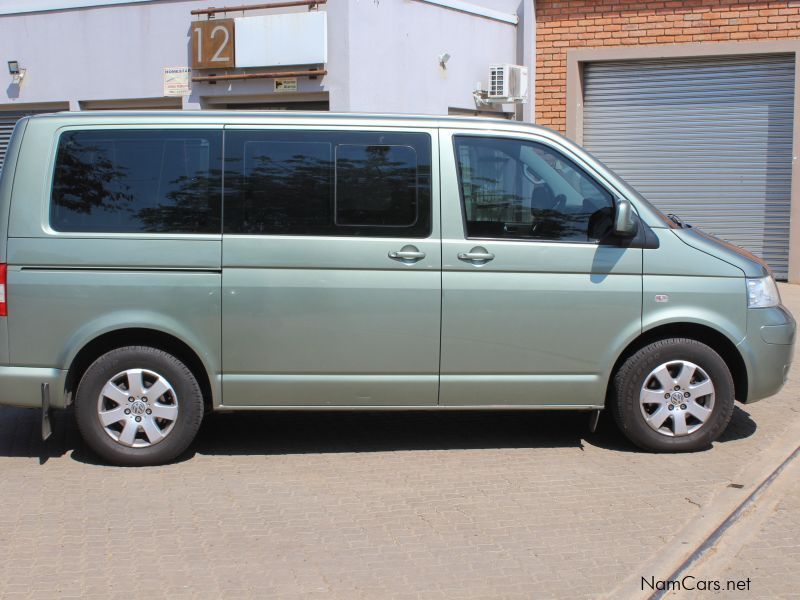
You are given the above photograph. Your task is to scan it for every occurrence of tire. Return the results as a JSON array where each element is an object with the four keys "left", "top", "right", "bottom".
[
  {"left": 75, "top": 346, "right": 204, "bottom": 466},
  {"left": 611, "top": 338, "right": 735, "bottom": 452}
]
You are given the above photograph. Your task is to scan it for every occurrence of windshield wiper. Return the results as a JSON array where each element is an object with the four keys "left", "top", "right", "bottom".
[{"left": 667, "top": 213, "right": 692, "bottom": 228}]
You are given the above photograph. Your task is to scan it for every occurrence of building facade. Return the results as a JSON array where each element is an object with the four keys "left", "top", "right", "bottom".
[
  {"left": 536, "top": 0, "right": 800, "bottom": 281},
  {"left": 0, "top": 0, "right": 533, "bottom": 115},
  {"left": 1, "top": 0, "right": 799, "bottom": 281}
]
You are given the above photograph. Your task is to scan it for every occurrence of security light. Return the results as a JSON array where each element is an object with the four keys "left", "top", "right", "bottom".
[
  {"left": 438, "top": 53, "right": 451, "bottom": 69},
  {"left": 8, "top": 60, "right": 24, "bottom": 84}
]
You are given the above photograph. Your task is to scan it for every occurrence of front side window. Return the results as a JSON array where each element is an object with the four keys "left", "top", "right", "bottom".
[
  {"left": 224, "top": 130, "right": 431, "bottom": 237},
  {"left": 51, "top": 129, "right": 222, "bottom": 234},
  {"left": 454, "top": 136, "right": 615, "bottom": 242}
]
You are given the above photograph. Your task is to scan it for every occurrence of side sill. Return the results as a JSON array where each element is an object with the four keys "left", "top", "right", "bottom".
[{"left": 214, "top": 404, "right": 605, "bottom": 411}]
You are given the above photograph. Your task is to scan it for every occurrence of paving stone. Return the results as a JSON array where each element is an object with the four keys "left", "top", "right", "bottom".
[{"left": 0, "top": 285, "right": 798, "bottom": 598}]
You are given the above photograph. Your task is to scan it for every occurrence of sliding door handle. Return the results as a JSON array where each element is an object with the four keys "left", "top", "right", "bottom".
[
  {"left": 458, "top": 248, "right": 495, "bottom": 263},
  {"left": 389, "top": 245, "right": 426, "bottom": 263}
]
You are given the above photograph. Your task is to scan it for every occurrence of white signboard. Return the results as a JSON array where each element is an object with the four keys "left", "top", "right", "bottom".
[
  {"left": 163, "top": 67, "right": 191, "bottom": 97},
  {"left": 235, "top": 11, "right": 327, "bottom": 68}
]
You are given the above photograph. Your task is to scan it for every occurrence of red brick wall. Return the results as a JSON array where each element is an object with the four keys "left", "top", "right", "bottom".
[{"left": 536, "top": 1, "right": 800, "bottom": 133}]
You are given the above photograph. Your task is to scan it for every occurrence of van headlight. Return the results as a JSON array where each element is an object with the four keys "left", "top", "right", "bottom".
[{"left": 747, "top": 276, "right": 781, "bottom": 308}]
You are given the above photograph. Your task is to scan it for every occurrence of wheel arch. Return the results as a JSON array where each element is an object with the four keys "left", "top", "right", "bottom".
[
  {"left": 608, "top": 323, "right": 748, "bottom": 404},
  {"left": 65, "top": 328, "right": 214, "bottom": 412}
]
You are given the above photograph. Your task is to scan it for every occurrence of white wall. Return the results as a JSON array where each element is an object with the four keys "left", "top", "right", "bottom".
[
  {"left": 0, "top": 0, "right": 531, "bottom": 118},
  {"left": 341, "top": 0, "right": 521, "bottom": 115}
]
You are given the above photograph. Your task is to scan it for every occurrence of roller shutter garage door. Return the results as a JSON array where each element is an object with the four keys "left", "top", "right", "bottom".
[
  {"left": 0, "top": 110, "right": 50, "bottom": 173},
  {"left": 583, "top": 54, "right": 795, "bottom": 279}
]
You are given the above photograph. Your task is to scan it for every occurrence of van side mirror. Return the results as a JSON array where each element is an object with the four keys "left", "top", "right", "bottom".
[{"left": 613, "top": 199, "right": 638, "bottom": 237}]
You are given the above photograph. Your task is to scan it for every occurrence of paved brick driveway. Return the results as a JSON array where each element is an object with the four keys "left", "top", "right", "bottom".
[{"left": 0, "top": 287, "right": 797, "bottom": 599}]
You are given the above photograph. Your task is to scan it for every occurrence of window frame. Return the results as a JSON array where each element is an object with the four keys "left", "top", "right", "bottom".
[
  {"left": 333, "top": 142, "right": 422, "bottom": 229},
  {"left": 45, "top": 125, "right": 224, "bottom": 239},
  {"left": 452, "top": 133, "right": 621, "bottom": 246}
]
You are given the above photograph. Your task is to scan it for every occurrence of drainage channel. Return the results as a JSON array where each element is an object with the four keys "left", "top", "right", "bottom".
[{"left": 648, "top": 444, "right": 800, "bottom": 600}]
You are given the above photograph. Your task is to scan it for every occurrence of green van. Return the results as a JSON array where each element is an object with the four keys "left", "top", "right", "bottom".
[{"left": 0, "top": 111, "right": 794, "bottom": 465}]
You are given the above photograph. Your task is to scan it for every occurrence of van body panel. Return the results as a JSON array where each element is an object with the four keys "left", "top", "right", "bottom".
[
  {"left": 6, "top": 267, "right": 221, "bottom": 388},
  {"left": 220, "top": 126, "right": 442, "bottom": 407},
  {"left": 641, "top": 229, "right": 748, "bottom": 348},
  {"left": 7, "top": 237, "right": 221, "bottom": 269},
  {"left": 221, "top": 264, "right": 441, "bottom": 406},
  {"left": 673, "top": 227, "right": 770, "bottom": 279},
  {"left": 641, "top": 275, "right": 747, "bottom": 344},
  {"left": 0, "top": 118, "right": 28, "bottom": 366},
  {"left": 3, "top": 116, "right": 223, "bottom": 410},
  {"left": 0, "top": 366, "right": 67, "bottom": 409},
  {"left": 7, "top": 117, "right": 58, "bottom": 239},
  {"left": 0, "top": 117, "right": 28, "bottom": 264},
  {"left": 643, "top": 229, "right": 746, "bottom": 279},
  {"left": 0, "top": 112, "right": 792, "bottom": 441},
  {"left": 739, "top": 306, "right": 796, "bottom": 402},
  {"left": 0, "top": 320, "right": 8, "bottom": 366},
  {"left": 437, "top": 129, "right": 643, "bottom": 407}
]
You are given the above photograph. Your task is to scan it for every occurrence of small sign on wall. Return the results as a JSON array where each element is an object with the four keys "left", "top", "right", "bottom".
[
  {"left": 163, "top": 67, "right": 192, "bottom": 97},
  {"left": 192, "top": 19, "right": 235, "bottom": 69},
  {"left": 274, "top": 78, "right": 298, "bottom": 93}
]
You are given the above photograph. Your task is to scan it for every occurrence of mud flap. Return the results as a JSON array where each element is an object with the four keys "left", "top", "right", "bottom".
[
  {"left": 41, "top": 383, "right": 52, "bottom": 441},
  {"left": 588, "top": 409, "right": 601, "bottom": 434}
]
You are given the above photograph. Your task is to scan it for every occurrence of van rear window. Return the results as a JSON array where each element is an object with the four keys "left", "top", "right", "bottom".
[{"left": 50, "top": 129, "right": 222, "bottom": 234}]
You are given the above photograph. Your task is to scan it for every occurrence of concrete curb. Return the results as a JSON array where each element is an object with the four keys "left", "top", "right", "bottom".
[
  {"left": 602, "top": 416, "right": 800, "bottom": 600},
  {"left": 662, "top": 454, "right": 800, "bottom": 597}
]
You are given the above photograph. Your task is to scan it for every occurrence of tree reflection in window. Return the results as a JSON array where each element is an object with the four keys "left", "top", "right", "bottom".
[
  {"left": 239, "top": 141, "right": 332, "bottom": 235},
  {"left": 224, "top": 130, "right": 431, "bottom": 238},
  {"left": 336, "top": 144, "right": 418, "bottom": 227},
  {"left": 51, "top": 130, "right": 222, "bottom": 234}
]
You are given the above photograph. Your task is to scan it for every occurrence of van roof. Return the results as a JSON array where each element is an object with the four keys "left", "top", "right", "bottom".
[{"left": 27, "top": 109, "right": 555, "bottom": 135}]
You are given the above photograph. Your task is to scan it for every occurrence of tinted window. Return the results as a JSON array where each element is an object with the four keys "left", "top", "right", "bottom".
[
  {"left": 454, "top": 136, "right": 614, "bottom": 242},
  {"left": 335, "top": 144, "right": 419, "bottom": 227},
  {"left": 224, "top": 130, "right": 431, "bottom": 237},
  {"left": 51, "top": 129, "right": 222, "bottom": 234}
]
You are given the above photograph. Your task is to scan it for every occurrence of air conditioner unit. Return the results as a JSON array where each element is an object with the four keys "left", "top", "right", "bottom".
[{"left": 487, "top": 64, "right": 528, "bottom": 103}]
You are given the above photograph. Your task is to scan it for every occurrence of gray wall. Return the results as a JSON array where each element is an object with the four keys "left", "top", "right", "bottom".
[
  {"left": 1, "top": 0, "right": 531, "bottom": 117},
  {"left": 337, "top": 0, "right": 521, "bottom": 115}
]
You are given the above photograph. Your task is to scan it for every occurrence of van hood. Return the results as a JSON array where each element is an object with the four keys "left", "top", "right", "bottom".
[{"left": 673, "top": 226, "right": 771, "bottom": 278}]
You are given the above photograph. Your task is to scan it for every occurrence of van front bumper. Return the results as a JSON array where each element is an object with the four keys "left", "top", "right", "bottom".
[
  {"left": 0, "top": 366, "right": 67, "bottom": 409},
  {"left": 737, "top": 305, "right": 796, "bottom": 403}
]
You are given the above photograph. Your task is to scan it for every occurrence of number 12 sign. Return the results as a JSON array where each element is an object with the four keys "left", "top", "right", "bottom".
[{"left": 192, "top": 20, "right": 235, "bottom": 69}]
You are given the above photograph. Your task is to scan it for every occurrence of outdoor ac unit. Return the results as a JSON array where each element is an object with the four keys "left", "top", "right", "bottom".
[{"left": 487, "top": 64, "right": 528, "bottom": 102}]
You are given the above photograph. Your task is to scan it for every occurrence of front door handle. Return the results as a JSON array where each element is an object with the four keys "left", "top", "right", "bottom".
[
  {"left": 389, "top": 245, "right": 426, "bottom": 263},
  {"left": 458, "top": 247, "right": 495, "bottom": 263}
]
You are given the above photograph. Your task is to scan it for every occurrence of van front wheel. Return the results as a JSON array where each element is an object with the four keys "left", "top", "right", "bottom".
[
  {"left": 75, "top": 346, "right": 204, "bottom": 466},
  {"left": 612, "top": 338, "right": 735, "bottom": 452}
]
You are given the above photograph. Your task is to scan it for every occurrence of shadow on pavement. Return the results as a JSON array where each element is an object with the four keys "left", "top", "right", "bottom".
[{"left": 0, "top": 403, "right": 758, "bottom": 466}]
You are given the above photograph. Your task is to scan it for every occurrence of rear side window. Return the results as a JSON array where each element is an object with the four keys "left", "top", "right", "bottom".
[
  {"left": 224, "top": 130, "right": 431, "bottom": 237},
  {"left": 51, "top": 129, "right": 222, "bottom": 234}
]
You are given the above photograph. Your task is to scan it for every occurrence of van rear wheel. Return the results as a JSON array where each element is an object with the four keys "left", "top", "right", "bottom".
[
  {"left": 611, "top": 338, "right": 735, "bottom": 452},
  {"left": 75, "top": 346, "right": 204, "bottom": 466}
]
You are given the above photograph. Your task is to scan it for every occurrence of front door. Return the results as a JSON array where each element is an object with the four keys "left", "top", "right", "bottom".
[
  {"left": 439, "top": 129, "right": 642, "bottom": 407},
  {"left": 221, "top": 127, "right": 441, "bottom": 407}
]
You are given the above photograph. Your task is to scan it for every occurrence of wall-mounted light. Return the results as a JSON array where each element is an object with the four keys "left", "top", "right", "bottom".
[
  {"left": 438, "top": 53, "right": 451, "bottom": 69},
  {"left": 8, "top": 60, "right": 25, "bottom": 84}
]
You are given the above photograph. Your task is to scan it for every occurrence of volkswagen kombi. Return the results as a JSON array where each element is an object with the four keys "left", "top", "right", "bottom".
[{"left": 0, "top": 112, "right": 794, "bottom": 465}]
